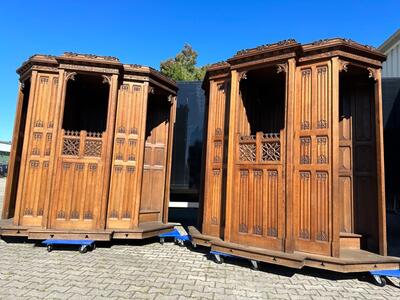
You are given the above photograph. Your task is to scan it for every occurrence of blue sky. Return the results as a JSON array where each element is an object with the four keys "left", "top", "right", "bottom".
[{"left": 0, "top": 0, "right": 399, "bottom": 141}]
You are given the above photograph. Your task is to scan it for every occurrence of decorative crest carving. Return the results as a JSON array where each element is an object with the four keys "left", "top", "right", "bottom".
[
  {"left": 367, "top": 67, "right": 378, "bottom": 81},
  {"left": 236, "top": 39, "right": 297, "bottom": 56},
  {"left": 239, "top": 71, "right": 247, "bottom": 81},
  {"left": 102, "top": 75, "right": 111, "bottom": 85},
  {"left": 63, "top": 52, "right": 119, "bottom": 62},
  {"left": 65, "top": 71, "right": 77, "bottom": 82},
  {"left": 339, "top": 61, "right": 349, "bottom": 72},
  {"left": 276, "top": 63, "right": 288, "bottom": 74}
]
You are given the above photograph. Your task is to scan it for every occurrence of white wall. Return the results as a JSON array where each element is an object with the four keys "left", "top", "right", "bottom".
[
  {"left": 0, "top": 142, "right": 11, "bottom": 153},
  {"left": 382, "top": 40, "right": 400, "bottom": 78}
]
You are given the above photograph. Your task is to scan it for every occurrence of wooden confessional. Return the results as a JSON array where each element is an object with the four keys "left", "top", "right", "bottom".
[
  {"left": 190, "top": 38, "right": 400, "bottom": 272},
  {"left": 1, "top": 53, "right": 177, "bottom": 240}
]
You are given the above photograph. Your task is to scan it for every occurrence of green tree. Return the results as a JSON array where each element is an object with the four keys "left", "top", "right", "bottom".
[{"left": 160, "top": 44, "right": 207, "bottom": 81}]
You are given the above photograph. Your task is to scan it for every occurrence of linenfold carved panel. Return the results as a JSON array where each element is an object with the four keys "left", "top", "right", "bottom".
[
  {"left": 316, "top": 66, "right": 329, "bottom": 129},
  {"left": 299, "top": 171, "right": 311, "bottom": 240},
  {"left": 300, "top": 137, "right": 311, "bottom": 164},
  {"left": 300, "top": 69, "right": 312, "bottom": 130},
  {"left": 317, "top": 136, "right": 329, "bottom": 164},
  {"left": 210, "top": 169, "right": 221, "bottom": 226},
  {"left": 316, "top": 172, "right": 329, "bottom": 241},
  {"left": 238, "top": 170, "right": 249, "bottom": 233}
]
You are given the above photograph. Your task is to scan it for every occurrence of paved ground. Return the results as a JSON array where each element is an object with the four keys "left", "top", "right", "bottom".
[{"left": 0, "top": 177, "right": 399, "bottom": 299}]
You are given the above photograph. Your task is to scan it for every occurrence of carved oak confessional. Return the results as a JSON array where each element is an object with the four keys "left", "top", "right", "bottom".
[
  {"left": 1, "top": 53, "right": 177, "bottom": 240},
  {"left": 190, "top": 38, "right": 400, "bottom": 272}
]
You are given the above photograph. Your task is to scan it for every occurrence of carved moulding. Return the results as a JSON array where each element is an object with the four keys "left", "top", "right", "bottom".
[{"left": 59, "top": 63, "right": 119, "bottom": 75}]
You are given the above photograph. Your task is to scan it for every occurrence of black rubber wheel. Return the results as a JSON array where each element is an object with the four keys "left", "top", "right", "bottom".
[
  {"left": 178, "top": 240, "right": 185, "bottom": 247},
  {"left": 373, "top": 275, "right": 387, "bottom": 287},
  {"left": 47, "top": 245, "right": 53, "bottom": 252},
  {"left": 79, "top": 245, "right": 88, "bottom": 254},
  {"left": 91, "top": 244, "right": 96, "bottom": 250}
]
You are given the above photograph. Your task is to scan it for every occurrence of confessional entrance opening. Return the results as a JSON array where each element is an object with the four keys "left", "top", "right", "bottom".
[
  {"left": 140, "top": 94, "right": 171, "bottom": 224},
  {"left": 339, "top": 67, "right": 379, "bottom": 253},
  {"left": 231, "top": 66, "right": 286, "bottom": 250},
  {"left": 3, "top": 80, "right": 31, "bottom": 219},
  {"left": 49, "top": 73, "right": 110, "bottom": 230}
]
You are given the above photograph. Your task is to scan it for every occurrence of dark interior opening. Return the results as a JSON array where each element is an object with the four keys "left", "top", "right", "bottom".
[
  {"left": 62, "top": 74, "right": 109, "bottom": 133},
  {"left": 145, "top": 94, "right": 171, "bottom": 140},
  {"left": 339, "top": 67, "right": 379, "bottom": 253},
  {"left": 5, "top": 79, "right": 30, "bottom": 219},
  {"left": 239, "top": 67, "right": 285, "bottom": 135}
]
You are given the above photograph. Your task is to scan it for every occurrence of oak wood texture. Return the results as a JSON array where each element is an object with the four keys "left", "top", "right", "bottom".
[
  {"left": 196, "top": 38, "right": 392, "bottom": 272},
  {"left": 1, "top": 53, "right": 177, "bottom": 240}
]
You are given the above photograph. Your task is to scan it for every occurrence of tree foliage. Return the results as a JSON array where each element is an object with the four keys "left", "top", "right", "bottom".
[{"left": 160, "top": 44, "right": 207, "bottom": 81}]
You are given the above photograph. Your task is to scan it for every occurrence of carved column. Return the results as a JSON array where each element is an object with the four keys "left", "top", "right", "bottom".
[
  {"left": 132, "top": 83, "right": 150, "bottom": 227},
  {"left": 284, "top": 58, "right": 295, "bottom": 253},
  {"left": 98, "top": 74, "right": 119, "bottom": 229},
  {"left": 373, "top": 68, "right": 387, "bottom": 256},
  {"left": 331, "top": 57, "right": 341, "bottom": 257},
  {"left": 224, "top": 70, "right": 239, "bottom": 242}
]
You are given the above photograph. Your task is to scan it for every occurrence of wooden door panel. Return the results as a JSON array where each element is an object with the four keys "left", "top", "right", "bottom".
[
  {"left": 50, "top": 131, "right": 106, "bottom": 229},
  {"left": 107, "top": 83, "right": 144, "bottom": 229},
  {"left": 232, "top": 166, "right": 283, "bottom": 250},
  {"left": 202, "top": 81, "right": 228, "bottom": 236},
  {"left": 139, "top": 99, "right": 169, "bottom": 223},
  {"left": 19, "top": 74, "right": 59, "bottom": 227},
  {"left": 293, "top": 63, "right": 332, "bottom": 256}
]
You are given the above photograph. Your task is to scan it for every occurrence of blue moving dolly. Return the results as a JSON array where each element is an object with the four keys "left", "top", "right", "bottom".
[
  {"left": 159, "top": 228, "right": 190, "bottom": 247},
  {"left": 42, "top": 239, "right": 96, "bottom": 254},
  {"left": 209, "top": 250, "right": 259, "bottom": 270},
  {"left": 370, "top": 269, "right": 400, "bottom": 287}
]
